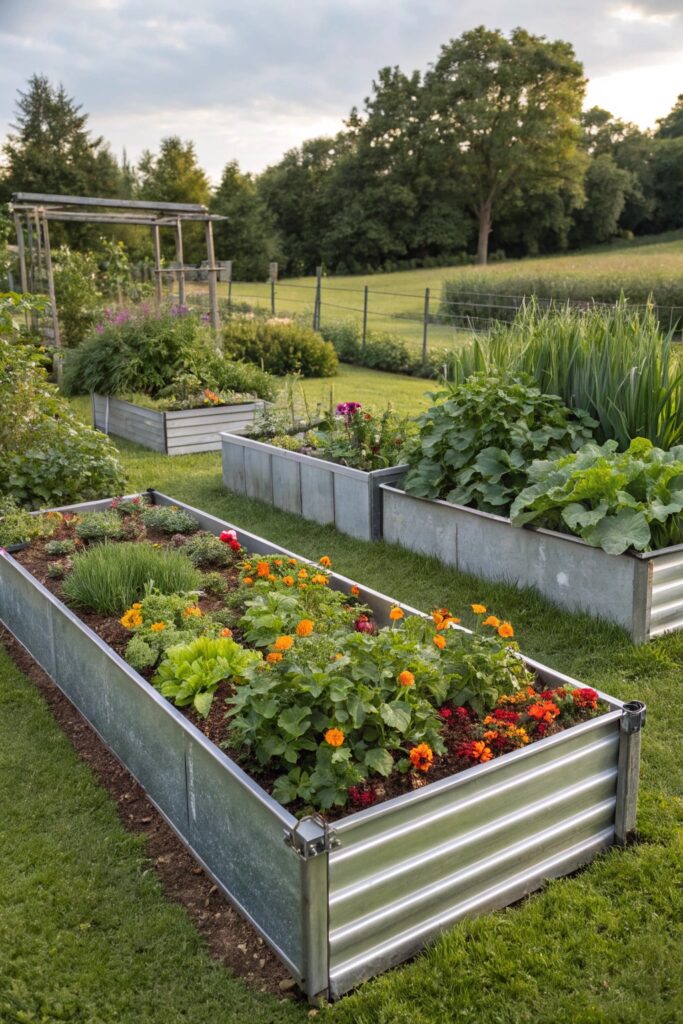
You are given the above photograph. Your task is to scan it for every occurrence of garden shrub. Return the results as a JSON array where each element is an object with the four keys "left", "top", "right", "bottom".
[
  {"left": 52, "top": 246, "right": 103, "bottom": 348},
  {"left": 319, "top": 319, "right": 449, "bottom": 379},
  {"left": 221, "top": 318, "right": 338, "bottom": 377},
  {"left": 62, "top": 306, "right": 276, "bottom": 401},
  {"left": 511, "top": 437, "right": 683, "bottom": 554},
  {"left": 0, "top": 332, "right": 124, "bottom": 509},
  {"left": 403, "top": 372, "right": 595, "bottom": 513},
  {"left": 63, "top": 541, "right": 201, "bottom": 614},
  {"left": 75, "top": 510, "right": 124, "bottom": 542},
  {"left": 140, "top": 505, "right": 199, "bottom": 535}
]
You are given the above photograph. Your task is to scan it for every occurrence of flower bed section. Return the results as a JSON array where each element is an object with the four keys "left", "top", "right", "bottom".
[
  {"left": 93, "top": 395, "right": 266, "bottom": 455},
  {"left": 0, "top": 492, "right": 644, "bottom": 1001},
  {"left": 380, "top": 484, "right": 683, "bottom": 644},
  {"left": 221, "top": 432, "right": 407, "bottom": 540}
]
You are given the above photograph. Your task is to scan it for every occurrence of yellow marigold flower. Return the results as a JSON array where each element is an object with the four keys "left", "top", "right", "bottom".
[
  {"left": 243, "top": 562, "right": 253, "bottom": 571},
  {"left": 333, "top": 653, "right": 344, "bottom": 660},
  {"left": 266, "top": 652, "right": 283, "bottom": 663},
  {"left": 311, "top": 573, "right": 328, "bottom": 585},
  {"left": 296, "top": 619, "right": 314, "bottom": 637},
  {"left": 183, "top": 605, "right": 202, "bottom": 618},
  {"left": 482, "top": 615, "right": 501, "bottom": 628},
  {"left": 257, "top": 561, "right": 270, "bottom": 578},
  {"left": 120, "top": 608, "right": 142, "bottom": 629},
  {"left": 282, "top": 575, "right": 294, "bottom": 587},
  {"left": 319, "top": 555, "right": 332, "bottom": 567},
  {"left": 220, "top": 627, "right": 233, "bottom": 637},
  {"left": 433, "top": 634, "right": 446, "bottom": 650},
  {"left": 273, "top": 635, "right": 294, "bottom": 651},
  {"left": 471, "top": 603, "right": 487, "bottom": 614},
  {"left": 268, "top": 574, "right": 277, "bottom": 582},
  {"left": 351, "top": 584, "right": 360, "bottom": 597},
  {"left": 288, "top": 558, "right": 298, "bottom": 566},
  {"left": 324, "top": 728, "right": 345, "bottom": 747},
  {"left": 298, "top": 568, "right": 309, "bottom": 579},
  {"left": 389, "top": 607, "right": 404, "bottom": 621},
  {"left": 244, "top": 577, "right": 254, "bottom": 585},
  {"left": 398, "top": 670, "right": 415, "bottom": 687},
  {"left": 150, "top": 621, "right": 166, "bottom": 632},
  {"left": 298, "top": 583, "right": 308, "bottom": 590},
  {"left": 498, "top": 622, "right": 514, "bottom": 639}
]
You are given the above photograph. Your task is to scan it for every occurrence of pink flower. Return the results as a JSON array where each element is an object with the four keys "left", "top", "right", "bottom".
[{"left": 219, "top": 530, "right": 238, "bottom": 543}]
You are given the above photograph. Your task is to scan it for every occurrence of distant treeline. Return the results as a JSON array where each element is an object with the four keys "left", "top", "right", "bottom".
[{"left": 2, "top": 27, "right": 683, "bottom": 278}]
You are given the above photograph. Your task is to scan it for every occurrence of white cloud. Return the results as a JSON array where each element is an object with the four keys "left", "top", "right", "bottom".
[{"left": 610, "top": 4, "right": 678, "bottom": 25}]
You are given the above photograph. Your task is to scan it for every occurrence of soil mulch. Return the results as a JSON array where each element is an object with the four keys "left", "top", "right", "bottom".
[{"left": 0, "top": 627, "right": 302, "bottom": 1002}]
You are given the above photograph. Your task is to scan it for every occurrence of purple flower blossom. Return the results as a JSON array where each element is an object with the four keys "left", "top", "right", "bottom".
[
  {"left": 336, "top": 401, "right": 362, "bottom": 419},
  {"left": 170, "top": 304, "right": 190, "bottom": 317},
  {"left": 95, "top": 324, "right": 104, "bottom": 334},
  {"left": 200, "top": 313, "right": 210, "bottom": 322}
]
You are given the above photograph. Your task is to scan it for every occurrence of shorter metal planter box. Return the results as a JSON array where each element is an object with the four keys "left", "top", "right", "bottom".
[
  {"left": 381, "top": 484, "right": 683, "bottom": 644},
  {"left": 93, "top": 394, "right": 266, "bottom": 455},
  {"left": 221, "top": 431, "right": 407, "bottom": 540},
  {"left": 0, "top": 491, "right": 644, "bottom": 1003}
]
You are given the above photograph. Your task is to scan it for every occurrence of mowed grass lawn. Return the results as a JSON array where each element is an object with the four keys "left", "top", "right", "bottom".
[{"left": 2, "top": 366, "right": 682, "bottom": 1023}]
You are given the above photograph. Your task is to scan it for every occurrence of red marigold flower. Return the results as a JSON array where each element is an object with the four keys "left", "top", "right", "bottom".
[
  {"left": 456, "top": 740, "right": 493, "bottom": 763},
  {"left": 572, "top": 687, "right": 599, "bottom": 710},
  {"left": 527, "top": 700, "right": 561, "bottom": 724},
  {"left": 438, "top": 707, "right": 453, "bottom": 720}
]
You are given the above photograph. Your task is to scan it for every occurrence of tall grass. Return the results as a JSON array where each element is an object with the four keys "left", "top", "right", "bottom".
[
  {"left": 448, "top": 302, "right": 683, "bottom": 450},
  {"left": 63, "top": 541, "right": 202, "bottom": 614}
]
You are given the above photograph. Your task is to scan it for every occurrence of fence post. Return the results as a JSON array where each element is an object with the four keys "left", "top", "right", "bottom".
[
  {"left": 313, "top": 266, "right": 322, "bottom": 330},
  {"left": 422, "top": 287, "right": 430, "bottom": 366},
  {"left": 269, "top": 261, "right": 278, "bottom": 316},
  {"left": 362, "top": 285, "right": 369, "bottom": 354}
]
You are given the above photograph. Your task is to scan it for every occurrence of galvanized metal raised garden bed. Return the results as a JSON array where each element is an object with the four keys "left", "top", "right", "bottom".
[
  {"left": 221, "top": 431, "right": 407, "bottom": 541},
  {"left": 93, "top": 394, "right": 266, "bottom": 455},
  {"left": 381, "top": 484, "right": 683, "bottom": 645},
  {"left": 0, "top": 491, "right": 644, "bottom": 1002}
]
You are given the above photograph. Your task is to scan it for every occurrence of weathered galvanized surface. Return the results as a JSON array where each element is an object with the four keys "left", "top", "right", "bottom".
[
  {"left": 1, "top": 491, "right": 639, "bottom": 1002},
  {"left": 380, "top": 485, "right": 683, "bottom": 643},
  {"left": 92, "top": 395, "right": 264, "bottom": 455},
  {"left": 221, "top": 432, "right": 407, "bottom": 540}
]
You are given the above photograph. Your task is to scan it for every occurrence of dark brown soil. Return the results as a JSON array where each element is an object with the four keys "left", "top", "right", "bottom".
[{"left": 0, "top": 626, "right": 302, "bottom": 1001}]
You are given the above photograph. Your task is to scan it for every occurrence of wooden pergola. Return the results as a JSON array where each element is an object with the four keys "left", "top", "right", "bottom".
[{"left": 9, "top": 192, "right": 227, "bottom": 349}]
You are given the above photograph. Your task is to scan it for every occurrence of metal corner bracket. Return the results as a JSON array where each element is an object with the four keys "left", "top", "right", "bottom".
[
  {"left": 283, "top": 813, "right": 340, "bottom": 859},
  {"left": 621, "top": 700, "right": 646, "bottom": 733}
]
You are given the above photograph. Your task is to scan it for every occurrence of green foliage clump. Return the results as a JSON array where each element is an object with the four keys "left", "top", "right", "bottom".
[
  {"left": 448, "top": 302, "right": 683, "bottom": 450},
  {"left": 319, "top": 320, "right": 445, "bottom": 379},
  {"left": 221, "top": 318, "right": 338, "bottom": 377},
  {"left": 121, "top": 588, "right": 222, "bottom": 671},
  {"left": 62, "top": 542, "right": 201, "bottom": 614},
  {"left": 0, "top": 496, "right": 39, "bottom": 547},
  {"left": 140, "top": 505, "right": 199, "bottom": 535},
  {"left": 52, "top": 247, "right": 102, "bottom": 348},
  {"left": 46, "top": 560, "right": 70, "bottom": 580},
  {"left": 403, "top": 373, "right": 594, "bottom": 513},
  {"left": 511, "top": 437, "right": 683, "bottom": 554},
  {"left": 0, "top": 334, "right": 124, "bottom": 509},
  {"left": 153, "top": 636, "right": 261, "bottom": 717},
  {"left": 45, "top": 538, "right": 76, "bottom": 556},
  {"left": 181, "top": 532, "right": 231, "bottom": 568},
  {"left": 75, "top": 510, "right": 124, "bottom": 542}
]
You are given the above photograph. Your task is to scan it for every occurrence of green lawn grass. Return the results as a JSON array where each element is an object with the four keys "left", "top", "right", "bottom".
[{"left": 2, "top": 384, "right": 683, "bottom": 1021}]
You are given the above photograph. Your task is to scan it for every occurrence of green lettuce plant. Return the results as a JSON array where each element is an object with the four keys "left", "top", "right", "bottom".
[
  {"left": 153, "top": 636, "right": 261, "bottom": 717},
  {"left": 510, "top": 437, "right": 683, "bottom": 554}
]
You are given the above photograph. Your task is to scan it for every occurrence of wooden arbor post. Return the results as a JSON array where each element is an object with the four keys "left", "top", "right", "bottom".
[
  {"left": 205, "top": 218, "right": 219, "bottom": 330},
  {"left": 174, "top": 218, "right": 186, "bottom": 307},
  {"left": 152, "top": 223, "right": 162, "bottom": 306},
  {"left": 40, "top": 209, "right": 62, "bottom": 381},
  {"left": 12, "top": 211, "right": 28, "bottom": 293}
]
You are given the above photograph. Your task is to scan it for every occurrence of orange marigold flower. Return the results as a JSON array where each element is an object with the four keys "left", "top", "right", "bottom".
[
  {"left": 257, "top": 561, "right": 270, "bottom": 578},
  {"left": 482, "top": 615, "right": 501, "bottom": 628},
  {"left": 273, "top": 635, "right": 294, "bottom": 651},
  {"left": 288, "top": 558, "right": 298, "bottom": 566},
  {"left": 266, "top": 652, "right": 283, "bottom": 664},
  {"left": 472, "top": 741, "right": 493, "bottom": 762},
  {"left": 282, "top": 575, "right": 294, "bottom": 586},
  {"left": 471, "top": 603, "right": 487, "bottom": 614},
  {"left": 389, "top": 607, "right": 404, "bottom": 621},
  {"left": 319, "top": 555, "right": 332, "bottom": 567},
  {"left": 244, "top": 577, "right": 254, "bottom": 585},
  {"left": 436, "top": 615, "right": 461, "bottom": 630},
  {"left": 528, "top": 700, "right": 560, "bottom": 723},
  {"left": 296, "top": 619, "right": 314, "bottom": 637},
  {"left": 132, "top": 602, "right": 142, "bottom": 609},
  {"left": 409, "top": 743, "right": 433, "bottom": 773},
  {"left": 150, "top": 621, "right": 166, "bottom": 632},
  {"left": 498, "top": 622, "right": 514, "bottom": 639},
  {"left": 311, "top": 573, "right": 329, "bottom": 585},
  {"left": 398, "top": 670, "right": 415, "bottom": 687},
  {"left": 324, "top": 728, "right": 345, "bottom": 747},
  {"left": 220, "top": 627, "right": 233, "bottom": 637},
  {"left": 120, "top": 608, "right": 142, "bottom": 629},
  {"left": 183, "top": 605, "right": 202, "bottom": 618},
  {"left": 433, "top": 634, "right": 446, "bottom": 650},
  {"left": 268, "top": 574, "right": 277, "bottom": 582},
  {"left": 274, "top": 559, "right": 283, "bottom": 567},
  {"left": 351, "top": 584, "right": 360, "bottom": 597},
  {"left": 298, "top": 569, "right": 309, "bottom": 579},
  {"left": 243, "top": 562, "right": 253, "bottom": 571},
  {"left": 298, "top": 584, "right": 308, "bottom": 590}
]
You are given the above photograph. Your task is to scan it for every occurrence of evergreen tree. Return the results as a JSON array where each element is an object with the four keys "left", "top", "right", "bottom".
[
  {"left": 137, "top": 136, "right": 211, "bottom": 262},
  {"left": 211, "top": 160, "right": 281, "bottom": 280}
]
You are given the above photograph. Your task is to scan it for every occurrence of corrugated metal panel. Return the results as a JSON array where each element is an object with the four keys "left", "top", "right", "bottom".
[
  {"left": 327, "top": 713, "right": 621, "bottom": 998},
  {"left": 648, "top": 551, "right": 683, "bottom": 635}
]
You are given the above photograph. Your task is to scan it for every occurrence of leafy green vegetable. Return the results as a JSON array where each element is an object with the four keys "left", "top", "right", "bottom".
[
  {"left": 510, "top": 437, "right": 683, "bottom": 554},
  {"left": 153, "top": 636, "right": 261, "bottom": 718}
]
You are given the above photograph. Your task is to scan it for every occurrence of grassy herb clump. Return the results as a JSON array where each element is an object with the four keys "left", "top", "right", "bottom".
[
  {"left": 75, "top": 510, "right": 124, "bottom": 542},
  {"left": 63, "top": 542, "right": 201, "bottom": 614}
]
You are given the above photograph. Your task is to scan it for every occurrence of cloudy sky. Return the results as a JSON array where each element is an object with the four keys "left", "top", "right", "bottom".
[{"left": 0, "top": 0, "right": 681, "bottom": 183}]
